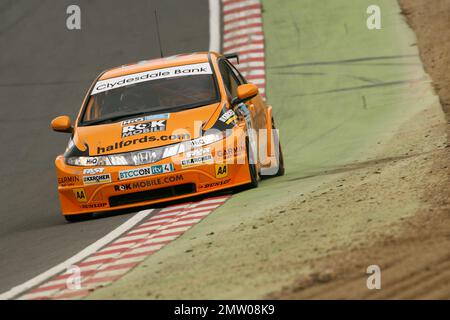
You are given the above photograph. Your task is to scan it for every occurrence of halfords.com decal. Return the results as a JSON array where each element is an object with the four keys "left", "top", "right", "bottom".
[{"left": 91, "top": 63, "right": 213, "bottom": 95}]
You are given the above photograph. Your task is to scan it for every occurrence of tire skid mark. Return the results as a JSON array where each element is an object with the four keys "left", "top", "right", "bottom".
[
  {"left": 370, "top": 255, "right": 450, "bottom": 299},
  {"left": 294, "top": 77, "right": 427, "bottom": 97},
  {"left": 269, "top": 54, "right": 419, "bottom": 69}
]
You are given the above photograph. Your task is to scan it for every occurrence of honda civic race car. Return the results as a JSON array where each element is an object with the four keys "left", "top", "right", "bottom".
[{"left": 51, "top": 52, "right": 284, "bottom": 222}]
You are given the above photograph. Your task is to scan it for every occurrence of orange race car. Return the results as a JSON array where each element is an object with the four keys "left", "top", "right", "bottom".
[{"left": 51, "top": 52, "right": 284, "bottom": 222}]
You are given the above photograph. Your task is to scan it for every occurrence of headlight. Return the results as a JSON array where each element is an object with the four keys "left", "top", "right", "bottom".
[{"left": 65, "top": 131, "right": 229, "bottom": 167}]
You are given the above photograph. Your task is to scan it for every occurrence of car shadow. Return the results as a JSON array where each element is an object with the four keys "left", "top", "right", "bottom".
[{"left": 90, "top": 189, "right": 234, "bottom": 221}]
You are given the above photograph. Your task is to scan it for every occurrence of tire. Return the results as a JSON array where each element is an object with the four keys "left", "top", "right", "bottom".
[
  {"left": 64, "top": 213, "right": 94, "bottom": 223},
  {"left": 263, "top": 119, "right": 285, "bottom": 177},
  {"left": 273, "top": 126, "right": 285, "bottom": 176},
  {"left": 276, "top": 146, "right": 285, "bottom": 176},
  {"left": 246, "top": 138, "right": 259, "bottom": 188}
]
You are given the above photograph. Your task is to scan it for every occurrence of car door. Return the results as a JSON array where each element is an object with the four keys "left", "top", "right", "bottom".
[{"left": 218, "top": 59, "right": 266, "bottom": 131}]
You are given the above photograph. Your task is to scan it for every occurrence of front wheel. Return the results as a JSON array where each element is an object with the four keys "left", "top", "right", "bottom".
[
  {"left": 246, "top": 138, "right": 259, "bottom": 188},
  {"left": 64, "top": 213, "right": 94, "bottom": 223},
  {"left": 273, "top": 126, "right": 285, "bottom": 176}
]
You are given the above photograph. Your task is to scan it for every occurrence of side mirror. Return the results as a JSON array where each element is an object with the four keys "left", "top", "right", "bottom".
[
  {"left": 231, "top": 83, "right": 259, "bottom": 106},
  {"left": 51, "top": 116, "right": 73, "bottom": 133}
]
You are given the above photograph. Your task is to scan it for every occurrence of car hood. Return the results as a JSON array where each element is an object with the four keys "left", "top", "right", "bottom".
[{"left": 69, "top": 103, "right": 225, "bottom": 157}]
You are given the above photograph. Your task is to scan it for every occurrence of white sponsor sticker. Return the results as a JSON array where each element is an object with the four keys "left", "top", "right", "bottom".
[
  {"left": 219, "top": 110, "right": 236, "bottom": 124},
  {"left": 184, "top": 148, "right": 211, "bottom": 159},
  {"left": 181, "top": 154, "right": 213, "bottom": 169},
  {"left": 121, "top": 113, "right": 170, "bottom": 126},
  {"left": 91, "top": 63, "right": 213, "bottom": 95},
  {"left": 119, "top": 164, "right": 174, "bottom": 181},
  {"left": 188, "top": 134, "right": 219, "bottom": 148},
  {"left": 122, "top": 120, "right": 167, "bottom": 138},
  {"left": 83, "top": 174, "right": 112, "bottom": 185},
  {"left": 83, "top": 168, "right": 105, "bottom": 175}
]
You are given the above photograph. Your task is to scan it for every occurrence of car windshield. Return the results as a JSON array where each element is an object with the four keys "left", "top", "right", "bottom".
[{"left": 80, "top": 63, "right": 219, "bottom": 125}]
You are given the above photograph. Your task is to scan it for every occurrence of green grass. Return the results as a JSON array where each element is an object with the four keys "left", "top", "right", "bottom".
[{"left": 212, "top": 0, "right": 436, "bottom": 216}]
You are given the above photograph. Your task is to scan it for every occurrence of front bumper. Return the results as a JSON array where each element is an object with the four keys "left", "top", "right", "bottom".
[{"left": 55, "top": 140, "right": 250, "bottom": 216}]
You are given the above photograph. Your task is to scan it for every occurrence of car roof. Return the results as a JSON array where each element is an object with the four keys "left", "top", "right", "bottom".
[{"left": 99, "top": 52, "right": 220, "bottom": 80}]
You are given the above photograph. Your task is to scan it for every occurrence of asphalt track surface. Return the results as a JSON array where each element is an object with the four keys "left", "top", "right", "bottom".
[{"left": 0, "top": 0, "right": 210, "bottom": 293}]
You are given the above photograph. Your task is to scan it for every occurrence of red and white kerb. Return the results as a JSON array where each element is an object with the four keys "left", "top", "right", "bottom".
[
  {"left": 18, "top": 196, "right": 230, "bottom": 300},
  {"left": 222, "top": 0, "right": 266, "bottom": 99}
]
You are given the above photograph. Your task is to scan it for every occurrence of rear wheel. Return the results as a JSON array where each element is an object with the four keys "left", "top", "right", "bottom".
[
  {"left": 273, "top": 122, "right": 285, "bottom": 176},
  {"left": 64, "top": 213, "right": 94, "bottom": 223},
  {"left": 262, "top": 119, "right": 285, "bottom": 177}
]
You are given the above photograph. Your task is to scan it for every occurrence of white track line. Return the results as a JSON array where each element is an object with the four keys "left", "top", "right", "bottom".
[
  {"left": 209, "top": 0, "right": 221, "bottom": 52},
  {"left": 0, "top": 209, "right": 153, "bottom": 300}
]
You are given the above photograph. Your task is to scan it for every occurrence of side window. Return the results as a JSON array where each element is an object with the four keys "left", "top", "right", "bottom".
[
  {"left": 226, "top": 60, "right": 247, "bottom": 84},
  {"left": 219, "top": 60, "right": 240, "bottom": 98}
]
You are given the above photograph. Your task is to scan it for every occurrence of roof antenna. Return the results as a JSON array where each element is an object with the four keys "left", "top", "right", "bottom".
[{"left": 154, "top": 9, "right": 164, "bottom": 58}]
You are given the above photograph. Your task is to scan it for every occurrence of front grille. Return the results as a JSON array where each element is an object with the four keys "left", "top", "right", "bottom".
[{"left": 109, "top": 183, "right": 196, "bottom": 208}]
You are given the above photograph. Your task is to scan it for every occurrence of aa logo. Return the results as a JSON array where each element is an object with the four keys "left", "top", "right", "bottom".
[
  {"left": 73, "top": 188, "right": 87, "bottom": 203},
  {"left": 215, "top": 164, "right": 228, "bottom": 179}
]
